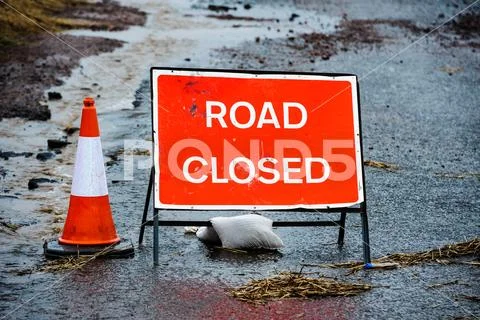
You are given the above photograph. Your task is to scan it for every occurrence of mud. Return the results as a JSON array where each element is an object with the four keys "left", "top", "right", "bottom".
[
  {"left": 216, "top": 10, "right": 480, "bottom": 69},
  {"left": 439, "top": 11, "right": 480, "bottom": 49},
  {"left": 227, "top": 17, "right": 436, "bottom": 64},
  {"left": 59, "top": 1, "right": 146, "bottom": 32},
  {"left": 0, "top": 1, "right": 146, "bottom": 121},
  {"left": 0, "top": 34, "right": 123, "bottom": 120},
  {"left": 449, "top": 12, "right": 480, "bottom": 38}
]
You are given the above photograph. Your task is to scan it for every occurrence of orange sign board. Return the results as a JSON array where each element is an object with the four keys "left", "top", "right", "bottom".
[{"left": 151, "top": 69, "right": 364, "bottom": 210}]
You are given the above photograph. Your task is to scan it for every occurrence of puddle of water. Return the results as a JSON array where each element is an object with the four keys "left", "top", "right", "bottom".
[{"left": 64, "top": 25, "right": 149, "bottom": 43}]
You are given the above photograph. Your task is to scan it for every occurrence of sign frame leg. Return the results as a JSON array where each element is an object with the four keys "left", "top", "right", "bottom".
[
  {"left": 337, "top": 211, "right": 347, "bottom": 247},
  {"left": 139, "top": 167, "right": 154, "bottom": 245},
  {"left": 360, "top": 202, "right": 371, "bottom": 264},
  {"left": 153, "top": 207, "right": 159, "bottom": 266}
]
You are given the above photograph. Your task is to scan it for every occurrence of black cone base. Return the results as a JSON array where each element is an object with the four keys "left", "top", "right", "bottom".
[{"left": 44, "top": 238, "right": 134, "bottom": 259}]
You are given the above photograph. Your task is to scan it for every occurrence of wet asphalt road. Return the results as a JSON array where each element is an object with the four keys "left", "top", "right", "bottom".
[{"left": 1, "top": 0, "right": 479, "bottom": 319}]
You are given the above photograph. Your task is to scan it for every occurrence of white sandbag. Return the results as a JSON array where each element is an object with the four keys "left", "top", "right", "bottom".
[
  {"left": 210, "top": 214, "right": 283, "bottom": 250},
  {"left": 196, "top": 226, "right": 221, "bottom": 244}
]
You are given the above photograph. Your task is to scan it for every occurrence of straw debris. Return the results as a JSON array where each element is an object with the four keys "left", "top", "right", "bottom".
[
  {"left": 15, "top": 256, "right": 92, "bottom": 275},
  {"left": 372, "top": 238, "right": 479, "bottom": 266},
  {"left": 229, "top": 272, "right": 371, "bottom": 303},
  {"left": 363, "top": 159, "right": 399, "bottom": 171},
  {"left": 304, "top": 238, "right": 479, "bottom": 273},
  {"left": 37, "top": 256, "right": 92, "bottom": 273},
  {"left": 51, "top": 226, "right": 62, "bottom": 235},
  {"left": 434, "top": 172, "right": 480, "bottom": 180},
  {"left": 426, "top": 279, "right": 466, "bottom": 289}
]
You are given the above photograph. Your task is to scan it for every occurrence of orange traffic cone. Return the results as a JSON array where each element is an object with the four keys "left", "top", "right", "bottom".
[
  {"left": 59, "top": 97, "right": 119, "bottom": 245},
  {"left": 44, "top": 97, "right": 133, "bottom": 258}
]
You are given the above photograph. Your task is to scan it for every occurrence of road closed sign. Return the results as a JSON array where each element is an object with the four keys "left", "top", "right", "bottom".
[{"left": 151, "top": 68, "right": 364, "bottom": 210}]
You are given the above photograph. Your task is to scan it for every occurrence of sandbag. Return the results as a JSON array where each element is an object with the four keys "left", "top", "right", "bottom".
[
  {"left": 196, "top": 226, "right": 221, "bottom": 244},
  {"left": 209, "top": 214, "right": 283, "bottom": 250}
]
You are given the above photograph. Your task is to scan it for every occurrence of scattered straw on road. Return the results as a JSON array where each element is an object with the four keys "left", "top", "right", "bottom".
[
  {"left": 37, "top": 256, "right": 92, "bottom": 273},
  {"left": 363, "top": 159, "right": 399, "bottom": 171},
  {"left": 303, "top": 238, "right": 479, "bottom": 273},
  {"left": 229, "top": 272, "right": 371, "bottom": 303}
]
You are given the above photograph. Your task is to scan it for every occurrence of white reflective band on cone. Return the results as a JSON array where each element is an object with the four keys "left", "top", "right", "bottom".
[{"left": 71, "top": 137, "right": 108, "bottom": 197}]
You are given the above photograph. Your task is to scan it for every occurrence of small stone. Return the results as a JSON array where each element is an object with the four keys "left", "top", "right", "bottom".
[
  {"left": 289, "top": 13, "right": 300, "bottom": 22},
  {"left": 207, "top": 4, "right": 235, "bottom": 12},
  {"left": 28, "top": 178, "right": 57, "bottom": 190},
  {"left": 64, "top": 127, "right": 79, "bottom": 135},
  {"left": 0, "top": 151, "right": 33, "bottom": 160},
  {"left": 47, "top": 139, "right": 70, "bottom": 149},
  {"left": 47, "top": 92, "right": 62, "bottom": 100},
  {"left": 36, "top": 152, "right": 55, "bottom": 161}
]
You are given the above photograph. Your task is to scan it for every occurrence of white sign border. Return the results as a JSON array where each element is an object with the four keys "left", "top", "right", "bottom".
[{"left": 151, "top": 68, "right": 364, "bottom": 210}]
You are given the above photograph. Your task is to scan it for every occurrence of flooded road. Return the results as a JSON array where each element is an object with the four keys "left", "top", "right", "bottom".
[{"left": 1, "top": 0, "right": 479, "bottom": 319}]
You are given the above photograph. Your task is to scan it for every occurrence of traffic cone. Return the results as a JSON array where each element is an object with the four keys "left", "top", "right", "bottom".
[{"left": 44, "top": 97, "right": 133, "bottom": 258}]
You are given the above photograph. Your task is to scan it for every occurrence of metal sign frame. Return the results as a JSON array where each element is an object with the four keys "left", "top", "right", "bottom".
[{"left": 139, "top": 67, "right": 371, "bottom": 266}]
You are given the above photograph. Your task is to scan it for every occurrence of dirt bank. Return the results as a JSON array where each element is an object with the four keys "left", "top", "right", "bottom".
[{"left": 0, "top": 0, "right": 146, "bottom": 121}]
